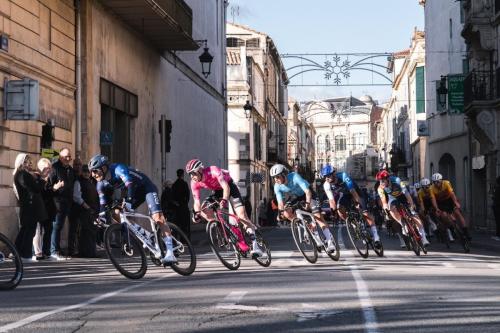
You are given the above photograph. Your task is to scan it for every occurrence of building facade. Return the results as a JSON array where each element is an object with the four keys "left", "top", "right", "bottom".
[
  {"left": 461, "top": 0, "right": 500, "bottom": 230},
  {"left": 0, "top": 0, "right": 228, "bottom": 239},
  {"left": 226, "top": 22, "right": 288, "bottom": 219},
  {"left": 421, "top": 0, "right": 472, "bottom": 220}
]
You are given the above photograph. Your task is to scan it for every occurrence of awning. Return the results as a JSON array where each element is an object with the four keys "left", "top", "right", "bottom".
[{"left": 100, "top": 0, "right": 199, "bottom": 51}]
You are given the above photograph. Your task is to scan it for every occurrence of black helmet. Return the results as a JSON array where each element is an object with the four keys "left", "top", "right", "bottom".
[{"left": 88, "top": 154, "right": 108, "bottom": 171}]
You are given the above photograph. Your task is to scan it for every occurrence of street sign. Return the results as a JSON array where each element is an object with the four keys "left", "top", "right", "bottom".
[
  {"left": 100, "top": 131, "right": 113, "bottom": 146},
  {"left": 41, "top": 148, "right": 59, "bottom": 159},
  {"left": 448, "top": 74, "right": 464, "bottom": 114},
  {"left": 417, "top": 120, "right": 429, "bottom": 136}
]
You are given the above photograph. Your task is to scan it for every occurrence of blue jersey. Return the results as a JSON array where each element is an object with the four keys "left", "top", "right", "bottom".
[
  {"left": 323, "top": 172, "right": 356, "bottom": 200},
  {"left": 274, "top": 172, "right": 310, "bottom": 204},
  {"left": 377, "top": 176, "right": 407, "bottom": 198},
  {"left": 96, "top": 163, "right": 157, "bottom": 211}
]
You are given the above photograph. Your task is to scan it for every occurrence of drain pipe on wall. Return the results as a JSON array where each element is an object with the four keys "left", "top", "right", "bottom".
[{"left": 75, "top": 0, "right": 82, "bottom": 156}]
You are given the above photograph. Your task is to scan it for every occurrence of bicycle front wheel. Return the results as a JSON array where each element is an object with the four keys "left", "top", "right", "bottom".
[
  {"left": 104, "top": 224, "right": 148, "bottom": 279},
  {"left": 207, "top": 220, "right": 241, "bottom": 270},
  {"left": 451, "top": 224, "right": 470, "bottom": 253},
  {"left": 291, "top": 218, "right": 318, "bottom": 264},
  {"left": 346, "top": 218, "right": 369, "bottom": 258},
  {"left": 0, "top": 233, "right": 23, "bottom": 290},
  {"left": 166, "top": 222, "right": 197, "bottom": 275},
  {"left": 253, "top": 230, "right": 271, "bottom": 267}
]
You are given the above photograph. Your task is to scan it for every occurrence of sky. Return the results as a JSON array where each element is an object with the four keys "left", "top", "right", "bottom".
[{"left": 227, "top": 0, "right": 424, "bottom": 104}]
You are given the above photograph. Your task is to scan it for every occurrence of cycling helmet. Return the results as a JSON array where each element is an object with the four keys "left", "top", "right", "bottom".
[
  {"left": 270, "top": 164, "right": 288, "bottom": 177},
  {"left": 375, "top": 169, "right": 390, "bottom": 181},
  {"left": 88, "top": 154, "right": 108, "bottom": 171},
  {"left": 420, "top": 178, "right": 431, "bottom": 186},
  {"left": 186, "top": 159, "right": 204, "bottom": 174},
  {"left": 414, "top": 182, "right": 421, "bottom": 189},
  {"left": 321, "top": 164, "right": 336, "bottom": 178},
  {"left": 431, "top": 173, "right": 443, "bottom": 182}
]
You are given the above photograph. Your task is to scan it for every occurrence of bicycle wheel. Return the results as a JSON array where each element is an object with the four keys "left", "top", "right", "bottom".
[
  {"left": 290, "top": 218, "right": 318, "bottom": 263},
  {"left": 452, "top": 224, "right": 470, "bottom": 253},
  {"left": 104, "top": 223, "right": 148, "bottom": 279},
  {"left": 206, "top": 220, "right": 241, "bottom": 270},
  {"left": 253, "top": 230, "right": 272, "bottom": 267},
  {"left": 346, "top": 217, "right": 369, "bottom": 258},
  {"left": 166, "top": 222, "right": 197, "bottom": 275},
  {"left": 371, "top": 238, "right": 384, "bottom": 257},
  {"left": 0, "top": 233, "right": 23, "bottom": 290},
  {"left": 405, "top": 222, "right": 420, "bottom": 256}
]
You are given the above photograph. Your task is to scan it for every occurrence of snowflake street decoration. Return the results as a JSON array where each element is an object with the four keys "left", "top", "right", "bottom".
[{"left": 324, "top": 55, "right": 351, "bottom": 84}]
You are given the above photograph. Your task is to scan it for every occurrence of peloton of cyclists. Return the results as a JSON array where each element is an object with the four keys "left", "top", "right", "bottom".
[
  {"left": 320, "top": 164, "right": 382, "bottom": 249},
  {"left": 270, "top": 163, "right": 337, "bottom": 252}
]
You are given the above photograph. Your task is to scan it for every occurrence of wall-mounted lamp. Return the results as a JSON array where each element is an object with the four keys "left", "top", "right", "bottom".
[
  {"left": 196, "top": 40, "right": 213, "bottom": 78},
  {"left": 243, "top": 100, "right": 252, "bottom": 119}
]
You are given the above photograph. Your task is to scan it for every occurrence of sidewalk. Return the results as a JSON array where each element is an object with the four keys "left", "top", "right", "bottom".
[{"left": 468, "top": 229, "right": 500, "bottom": 253}]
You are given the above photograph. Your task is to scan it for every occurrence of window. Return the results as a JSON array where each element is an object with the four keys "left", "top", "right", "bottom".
[
  {"left": 226, "top": 37, "right": 245, "bottom": 47},
  {"left": 416, "top": 66, "right": 425, "bottom": 114},
  {"left": 449, "top": 18, "right": 453, "bottom": 39},
  {"left": 463, "top": 157, "right": 469, "bottom": 211},
  {"left": 254, "top": 122, "right": 261, "bottom": 160},
  {"left": 352, "top": 133, "right": 366, "bottom": 151},
  {"left": 325, "top": 135, "right": 331, "bottom": 151},
  {"left": 317, "top": 135, "right": 324, "bottom": 153},
  {"left": 462, "top": 58, "right": 469, "bottom": 74},
  {"left": 335, "top": 135, "right": 346, "bottom": 151},
  {"left": 246, "top": 38, "right": 260, "bottom": 48}
]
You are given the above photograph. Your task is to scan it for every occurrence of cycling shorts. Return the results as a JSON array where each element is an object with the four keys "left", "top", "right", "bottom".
[
  {"left": 214, "top": 180, "right": 243, "bottom": 209},
  {"left": 437, "top": 198, "right": 455, "bottom": 214}
]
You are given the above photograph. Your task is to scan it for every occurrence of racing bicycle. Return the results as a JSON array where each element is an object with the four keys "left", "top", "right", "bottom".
[
  {"left": 344, "top": 202, "right": 384, "bottom": 258},
  {"left": 0, "top": 232, "right": 22, "bottom": 290}
]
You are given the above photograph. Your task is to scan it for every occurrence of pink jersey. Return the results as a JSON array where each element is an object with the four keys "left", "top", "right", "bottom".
[{"left": 190, "top": 166, "right": 233, "bottom": 200}]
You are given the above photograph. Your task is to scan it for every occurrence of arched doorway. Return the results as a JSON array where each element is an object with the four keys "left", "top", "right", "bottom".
[{"left": 438, "top": 153, "right": 456, "bottom": 185}]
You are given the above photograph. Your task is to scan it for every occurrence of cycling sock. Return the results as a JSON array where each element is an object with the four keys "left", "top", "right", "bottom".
[
  {"left": 370, "top": 225, "right": 380, "bottom": 241},
  {"left": 447, "top": 229, "right": 455, "bottom": 241},
  {"left": 163, "top": 236, "right": 173, "bottom": 251},
  {"left": 246, "top": 228, "right": 256, "bottom": 241},
  {"left": 322, "top": 227, "right": 333, "bottom": 241},
  {"left": 418, "top": 226, "right": 429, "bottom": 243}
]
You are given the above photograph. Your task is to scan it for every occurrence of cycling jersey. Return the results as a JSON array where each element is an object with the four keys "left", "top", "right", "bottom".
[
  {"left": 377, "top": 176, "right": 407, "bottom": 198},
  {"left": 190, "top": 166, "right": 233, "bottom": 201},
  {"left": 431, "top": 180, "right": 454, "bottom": 202},
  {"left": 96, "top": 163, "right": 161, "bottom": 214},
  {"left": 418, "top": 188, "right": 434, "bottom": 209},
  {"left": 274, "top": 172, "right": 310, "bottom": 204}
]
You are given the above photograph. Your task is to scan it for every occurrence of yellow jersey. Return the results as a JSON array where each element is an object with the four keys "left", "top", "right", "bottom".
[
  {"left": 418, "top": 188, "right": 434, "bottom": 204},
  {"left": 430, "top": 180, "right": 454, "bottom": 202}
]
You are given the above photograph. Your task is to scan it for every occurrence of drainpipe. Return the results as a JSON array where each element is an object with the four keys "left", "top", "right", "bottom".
[{"left": 75, "top": 0, "right": 82, "bottom": 156}]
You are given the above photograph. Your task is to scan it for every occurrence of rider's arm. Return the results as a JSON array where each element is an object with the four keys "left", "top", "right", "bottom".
[
  {"left": 377, "top": 187, "right": 388, "bottom": 210},
  {"left": 450, "top": 191, "right": 460, "bottom": 208},
  {"left": 213, "top": 168, "right": 230, "bottom": 201},
  {"left": 193, "top": 199, "right": 201, "bottom": 213},
  {"left": 304, "top": 187, "right": 313, "bottom": 205},
  {"left": 115, "top": 164, "right": 135, "bottom": 202},
  {"left": 96, "top": 181, "right": 109, "bottom": 213},
  {"left": 323, "top": 182, "right": 337, "bottom": 210},
  {"left": 404, "top": 191, "right": 416, "bottom": 210}
]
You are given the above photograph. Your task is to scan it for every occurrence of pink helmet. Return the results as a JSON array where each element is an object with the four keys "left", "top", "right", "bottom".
[{"left": 185, "top": 159, "right": 204, "bottom": 174}]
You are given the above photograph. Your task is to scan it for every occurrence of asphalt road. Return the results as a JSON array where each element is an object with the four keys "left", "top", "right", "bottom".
[{"left": 1, "top": 225, "right": 499, "bottom": 333}]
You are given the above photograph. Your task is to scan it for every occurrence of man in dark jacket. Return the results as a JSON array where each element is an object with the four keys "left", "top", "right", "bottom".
[
  {"left": 172, "top": 169, "right": 191, "bottom": 239},
  {"left": 49, "top": 147, "right": 75, "bottom": 260},
  {"left": 492, "top": 176, "right": 500, "bottom": 241}
]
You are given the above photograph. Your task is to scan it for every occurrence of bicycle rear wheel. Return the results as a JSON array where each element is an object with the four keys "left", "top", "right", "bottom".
[
  {"left": 451, "top": 224, "right": 470, "bottom": 253},
  {"left": 166, "top": 222, "right": 197, "bottom": 275},
  {"left": 104, "top": 223, "right": 147, "bottom": 279},
  {"left": 346, "top": 217, "right": 369, "bottom": 258},
  {"left": 405, "top": 221, "right": 421, "bottom": 256},
  {"left": 207, "top": 220, "right": 241, "bottom": 270},
  {"left": 291, "top": 218, "right": 318, "bottom": 264},
  {"left": 0, "top": 233, "right": 23, "bottom": 290},
  {"left": 253, "top": 230, "right": 272, "bottom": 267}
]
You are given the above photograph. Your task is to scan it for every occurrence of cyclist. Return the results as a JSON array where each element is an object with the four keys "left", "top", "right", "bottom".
[
  {"left": 88, "top": 154, "right": 177, "bottom": 264},
  {"left": 417, "top": 178, "right": 439, "bottom": 238},
  {"left": 187, "top": 159, "right": 263, "bottom": 257},
  {"left": 321, "top": 165, "right": 381, "bottom": 248},
  {"left": 271, "top": 163, "right": 336, "bottom": 251},
  {"left": 376, "top": 170, "right": 430, "bottom": 247},
  {"left": 430, "top": 173, "right": 471, "bottom": 240}
]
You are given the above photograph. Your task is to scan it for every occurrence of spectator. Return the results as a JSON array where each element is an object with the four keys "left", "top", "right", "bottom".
[
  {"left": 68, "top": 157, "right": 82, "bottom": 256},
  {"left": 32, "top": 158, "right": 56, "bottom": 260},
  {"left": 267, "top": 198, "right": 278, "bottom": 227},
  {"left": 492, "top": 176, "right": 500, "bottom": 241},
  {"left": 258, "top": 198, "right": 267, "bottom": 227},
  {"left": 161, "top": 180, "right": 175, "bottom": 221},
  {"left": 49, "top": 147, "right": 75, "bottom": 260},
  {"left": 13, "top": 154, "right": 48, "bottom": 262},
  {"left": 74, "top": 165, "right": 100, "bottom": 257},
  {"left": 172, "top": 169, "right": 191, "bottom": 240}
]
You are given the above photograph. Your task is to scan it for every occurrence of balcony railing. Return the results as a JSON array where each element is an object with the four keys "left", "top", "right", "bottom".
[{"left": 464, "top": 70, "right": 499, "bottom": 106}]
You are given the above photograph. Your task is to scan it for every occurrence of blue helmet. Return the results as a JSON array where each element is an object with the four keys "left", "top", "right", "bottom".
[
  {"left": 321, "top": 164, "right": 335, "bottom": 178},
  {"left": 88, "top": 154, "right": 108, "bottom": 171}
]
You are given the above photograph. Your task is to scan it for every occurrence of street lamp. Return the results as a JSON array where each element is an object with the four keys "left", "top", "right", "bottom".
[
  {"left": 196, "top": 40, "right": 213, "bottom": 78},
  {"left": 294, "top": 156, "right": 300, "bottom": 166},
  {"left": 243, "top": 100, "right": 252, "bottom": 119},
  {"left": 437, "top": 75, "right": 448, "bottom": 109}
]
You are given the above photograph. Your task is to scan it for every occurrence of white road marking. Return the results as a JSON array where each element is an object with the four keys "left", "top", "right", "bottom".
[
  {"left": 296, "top": 303, "right": 342, "bottom": 322},
  {"left": 338, "top": 227, "right": 380, "bottom": 333},
  {"left": 0, "top": 274, "right": 174, "bottom": 333},
  {"left": 442, "top": 262, "right": 455, "bottom": 269},
  {"left": 487, "top": 264, "right": 500, "bottom": 270},
  {"left": 215, "top": 291, "right": 281, "bottom": 311}
]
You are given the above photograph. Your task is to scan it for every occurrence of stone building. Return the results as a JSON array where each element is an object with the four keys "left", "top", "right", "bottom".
[{"left": 0, "top": 0, "right": 227, "bottom": 239}]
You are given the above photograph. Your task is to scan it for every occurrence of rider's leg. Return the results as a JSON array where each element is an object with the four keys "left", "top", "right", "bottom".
[
  {"left": 147, "top": 192, "right": 177, "bottom": 263},
  {"left": 389, "top": 203, "right": 406, "bottom": 248},
  {"left": 453, "top": 208, "right": 471, "bottom": 239},
  {"left": 363, "top": 211, "right": 380, "bottom": 242},
  {"left": 412, "top": 215, "right": 429, "bottom": 245},
  {"left": 314, "top": 212, "right": 333, "bottom": 241}
]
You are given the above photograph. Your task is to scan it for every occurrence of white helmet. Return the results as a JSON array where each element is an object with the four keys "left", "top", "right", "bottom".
[
  {"left": 431, "top": 173, "right": 443, "bottom": 182},
  {"left": 270, "top": 164, "right": 288, "bottom": 177},
  {"left": 414, "top": 182, "right": 421, "bottom": 189},
  {"left": 420, "top": 178, "right": 431, "bottom": 186}
]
